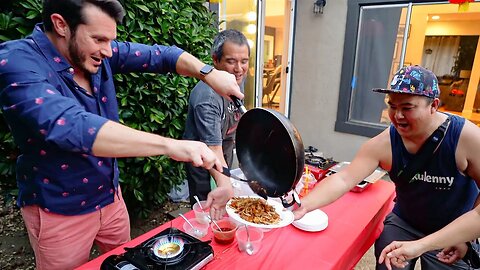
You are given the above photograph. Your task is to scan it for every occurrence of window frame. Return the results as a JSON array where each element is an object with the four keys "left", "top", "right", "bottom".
[{"left": 335, "top": 0, "right": 446, "bottom": 137}]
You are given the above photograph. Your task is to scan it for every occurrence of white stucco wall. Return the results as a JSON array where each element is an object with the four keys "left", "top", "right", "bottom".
[{"left": 289, "top": 0, "right": 370, "bottom": 162}]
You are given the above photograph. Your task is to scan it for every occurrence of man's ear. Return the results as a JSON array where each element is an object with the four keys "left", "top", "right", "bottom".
[
  {"left": 212, "top": 54, "right": 220, "bottom": 66},
  {"left": 432, "top": 98, "right": 440, "bottom": 113},
  {"left": 50, "top": 13, "right": 69, "bottom": 38}
]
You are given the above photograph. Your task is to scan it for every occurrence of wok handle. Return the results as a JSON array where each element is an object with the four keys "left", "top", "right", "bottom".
[
  {"left": 281, "top": 190, "right": 302, "bottom": 208},
  {"left": 230, "top": 95, "right": 247, "bottom": 114},
  {"left": 219, "top": 166, "right": 249, "bottom": 183},
  {"left": 218, "top": 167, "right": 268, "bottom": 200}
]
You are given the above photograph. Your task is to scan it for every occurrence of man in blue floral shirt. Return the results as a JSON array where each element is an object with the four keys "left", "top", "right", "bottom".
[{"left": 0, "top": 0, "right": 243, "bottom": 269}]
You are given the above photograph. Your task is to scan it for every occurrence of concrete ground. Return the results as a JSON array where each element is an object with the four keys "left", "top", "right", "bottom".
[
  {"left": 356, "top": 245, "right": 421, "bottom": 270},
  {"left": 356, "top": 246, "right": 376, "bottom": 269}
]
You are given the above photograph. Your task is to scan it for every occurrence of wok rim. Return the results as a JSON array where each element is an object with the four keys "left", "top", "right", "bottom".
[{"left": 235, "top": 107, "right": 304, "bottom": 197}]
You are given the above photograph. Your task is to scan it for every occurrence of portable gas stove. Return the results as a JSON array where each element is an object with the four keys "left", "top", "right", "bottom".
[
  {"left": 304, "top": 146, "right": 337, "bottom": 181},
  {"left": 100, "top": 227, "right": 214, "bottom": 270}
]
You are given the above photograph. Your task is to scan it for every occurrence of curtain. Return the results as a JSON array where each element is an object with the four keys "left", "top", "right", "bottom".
[
  {"left": 421, "top": 36, "right": 460, "bottom": 77},
  {"left": 350, "top": 6, "right": 402, "bottom": 123}
]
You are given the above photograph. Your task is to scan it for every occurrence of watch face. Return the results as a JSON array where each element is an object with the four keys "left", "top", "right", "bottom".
[{"left": 200, "top": 64, "right": 214, "bottom": 75}]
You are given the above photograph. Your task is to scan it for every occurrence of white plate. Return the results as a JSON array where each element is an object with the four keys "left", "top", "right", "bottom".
[
  {"left": 292, "top": 209, "right": 328, "bottom": 232},
  {"left": 225, "top": 196, "right": 294, "bottom": 229}
]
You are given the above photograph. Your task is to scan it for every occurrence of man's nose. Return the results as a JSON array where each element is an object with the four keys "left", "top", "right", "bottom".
[
  {"left": 101, "top": 44, "right": 113, "bottom": 58},
  {"left": 395, "top": 109, "right": 404, "bottom": 119},
  {"left": 234, "top": 62, "right": 242, "bottom": 71}
]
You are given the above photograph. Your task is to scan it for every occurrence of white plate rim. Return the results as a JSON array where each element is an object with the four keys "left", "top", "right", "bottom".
[
  {"left": 291, "top": 209, "right": 328, "bottom": 232},
  {"left": 225, "top": 195, "right": 294, "bottom": 229}
]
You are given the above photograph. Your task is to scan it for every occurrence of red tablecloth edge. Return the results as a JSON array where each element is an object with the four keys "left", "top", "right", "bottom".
[
  {"left": 77, "top": 180, "right": 396, "bottom": 270},
  {"left": 340, "top": 191, "right": 395, "bottom": 269}
]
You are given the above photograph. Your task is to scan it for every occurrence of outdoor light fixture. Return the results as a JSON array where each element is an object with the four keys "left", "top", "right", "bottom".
[{"left": 313, "top": 0, "right": 326, "bottom": 14}]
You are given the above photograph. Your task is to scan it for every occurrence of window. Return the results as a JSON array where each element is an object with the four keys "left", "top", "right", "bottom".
[
  {"left": 335, "top": 0, "right": 480, "bottom": 137},
  {"left": 210, "top": 0, "right": 295, "bottom": 115},
  {"left": 210, "top": 0, "right": 259, "bottom": 109},
  {"left": 336, "top": 0, "right": 410, "bottom": 137}
]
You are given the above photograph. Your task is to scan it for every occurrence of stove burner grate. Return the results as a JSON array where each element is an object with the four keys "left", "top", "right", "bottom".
[
  {"left": 145, "top": 234, "right": 191, "bottom": 265},
  {"left": 305, "top": 155, "right": 337, "bottom": 170},
  {"left": 304, "top": 146, "right": 337, "bottom": 170}
]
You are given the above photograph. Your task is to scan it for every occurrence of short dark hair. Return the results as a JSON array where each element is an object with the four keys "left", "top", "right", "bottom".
[
  {"left": 424, "top": 96, "right": 434, "bottom": 105},
  {"left": 42, "top": 0, "right": 125, "bottom": 33},
  {"left": 211, "top": 29, "right": 250, "bottom": 60}
]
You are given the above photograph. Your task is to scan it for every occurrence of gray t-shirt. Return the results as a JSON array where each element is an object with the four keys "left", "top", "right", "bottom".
[{"left": 183, "top": 81, "right": 242, "bottom": 165}]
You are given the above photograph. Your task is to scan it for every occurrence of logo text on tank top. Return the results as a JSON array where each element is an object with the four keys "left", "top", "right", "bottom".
[{"left": 411, "top": 171, "right": 454, "bottom": 187}]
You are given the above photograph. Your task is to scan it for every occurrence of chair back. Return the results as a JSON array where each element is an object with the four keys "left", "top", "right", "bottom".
[{"left": 264, "top": 65, "right": 282, "bottom": 96}]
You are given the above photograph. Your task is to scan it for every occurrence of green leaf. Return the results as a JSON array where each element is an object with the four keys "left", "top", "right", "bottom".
[
  {"left": 127, "top": 11, "right": 135, "bottom": 20},
  {"left": 25, "top": 10, "right": 39, "bottom": 20},
  {"left": 143, "top": 162, "right": 151, "bottom": 173},
  {"left": 134, "top": 4, "right": 150, "bottom": 13},
  {"left": 0, "top": 34, "right": 10, "bottom": 42},
  {"left": 18, "top": 2, "right": 34, "bottom": 10},
  {"left": 0, "top": 13, "right": 12, "bottom": 29},
  {"left": 133, "top": 189, "right": 144, "bottom": 202},
  {"left": 17, "top": 26, "right": 31, "bottom": 36}
]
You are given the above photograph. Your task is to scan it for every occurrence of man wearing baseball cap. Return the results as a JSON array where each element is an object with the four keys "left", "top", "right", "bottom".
[{"left": 293, "top": 65, "right": 480, "bottom": 269}]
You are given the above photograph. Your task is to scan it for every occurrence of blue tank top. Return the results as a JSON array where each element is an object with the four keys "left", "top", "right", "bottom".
[{"left": 390, "top": 114, "right": 478, "bottom": 234}]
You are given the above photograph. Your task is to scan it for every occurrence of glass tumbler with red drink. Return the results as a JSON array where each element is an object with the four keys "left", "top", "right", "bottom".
[{"left": 211, "top": 218, "right": 238, "bottom": 245}]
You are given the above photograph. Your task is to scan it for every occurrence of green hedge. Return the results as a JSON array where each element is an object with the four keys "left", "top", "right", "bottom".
[{"left": 0, "top": 0, "right": 218, "bottom": 218}]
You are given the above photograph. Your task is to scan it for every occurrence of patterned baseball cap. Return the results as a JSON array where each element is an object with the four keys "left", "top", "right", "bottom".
[{"left": 372, "top": 65, "right": 440, "bottom": 98}]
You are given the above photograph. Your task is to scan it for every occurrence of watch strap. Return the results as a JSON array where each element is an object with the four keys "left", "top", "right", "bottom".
[{"left": 200, "top": 64, "right": 214, "bottom": 76}]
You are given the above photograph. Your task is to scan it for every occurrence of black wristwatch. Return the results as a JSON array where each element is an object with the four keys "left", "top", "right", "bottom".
[{"left": 200, "top": 64, "right": 214, "bottom": 76}]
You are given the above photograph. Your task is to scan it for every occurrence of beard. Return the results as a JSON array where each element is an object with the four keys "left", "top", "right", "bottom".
[{"left": 67, "top": 34, "right": 97, "bottom": 75}]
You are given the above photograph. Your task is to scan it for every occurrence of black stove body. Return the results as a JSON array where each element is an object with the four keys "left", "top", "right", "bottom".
[
  {"left": 304, "top": 146, "right": 337, "bottom": 181},
  {"left": 101, "top": 227, "right": 214, "bottom": 270}
]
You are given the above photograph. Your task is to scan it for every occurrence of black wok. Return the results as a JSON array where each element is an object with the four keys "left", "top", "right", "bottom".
[{"left": 226, "top": 97, "right": 305, "bottom": 207}]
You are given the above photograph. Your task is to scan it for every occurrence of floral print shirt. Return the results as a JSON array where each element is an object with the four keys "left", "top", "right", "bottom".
[{"left": 0, "top": 24, "right": 184, "bottom": 215}]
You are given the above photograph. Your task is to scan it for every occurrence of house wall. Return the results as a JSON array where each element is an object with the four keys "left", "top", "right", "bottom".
[
  {"left": 289, "top": 0, "right": 370, "bottom": 161},
  {"left": 289, "top": 1, "right": 480, "bottom": 162}
]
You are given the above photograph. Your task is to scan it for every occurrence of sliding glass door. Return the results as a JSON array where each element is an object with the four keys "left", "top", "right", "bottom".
[{"left": 212, "top": 0, "right": 296, "bottom": 116}]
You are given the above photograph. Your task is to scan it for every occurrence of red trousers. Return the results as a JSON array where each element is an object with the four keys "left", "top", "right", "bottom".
[{"left": 21, "top": 190, "right": 130, "bottom": 270}]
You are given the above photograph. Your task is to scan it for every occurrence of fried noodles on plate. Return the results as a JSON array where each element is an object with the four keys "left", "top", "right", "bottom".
[{"left": 229, "top": 197, "right": 280, "bottom": 225}]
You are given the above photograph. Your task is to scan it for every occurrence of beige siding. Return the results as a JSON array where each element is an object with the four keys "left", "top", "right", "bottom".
[{"left": 290, "top": 0, "right": 370, "bottom": 161}]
